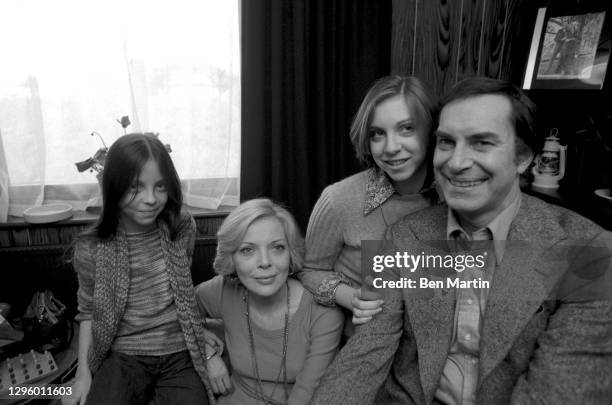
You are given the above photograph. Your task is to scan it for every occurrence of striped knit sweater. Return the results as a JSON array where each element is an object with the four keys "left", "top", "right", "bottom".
[
  {"left": 73, "top": 212, "right": 220, "bottom": 404},
  {"left": 112, "top": 229, "right": 187, "bottom": 355}
]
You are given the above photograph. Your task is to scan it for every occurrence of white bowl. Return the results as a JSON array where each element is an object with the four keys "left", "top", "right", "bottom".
[
  {"left": 23, "top": 203, "right": 73, "bottom": 224},
  {"left": 594, "top": 188, "right": 612, "bottom": 202}
]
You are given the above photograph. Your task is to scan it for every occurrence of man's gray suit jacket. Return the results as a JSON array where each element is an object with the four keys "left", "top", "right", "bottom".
[{"left": 312, "top": 194, "right": 612, "bottom": 404}]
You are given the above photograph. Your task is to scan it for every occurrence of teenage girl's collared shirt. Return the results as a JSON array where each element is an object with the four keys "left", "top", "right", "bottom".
[
  {"left": 300, "top": 168, "right": 436, "bottom": 307},
  {"left": 435, "top": 193, "right": 522, "bottom": 405}
]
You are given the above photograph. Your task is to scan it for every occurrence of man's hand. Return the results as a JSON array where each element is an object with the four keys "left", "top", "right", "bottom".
[
  {"left": 62, "top": 371, "right": 91, "bottom": 405},
  {"left": 206, "top": 355, "right": 232, "bottom": 395}
]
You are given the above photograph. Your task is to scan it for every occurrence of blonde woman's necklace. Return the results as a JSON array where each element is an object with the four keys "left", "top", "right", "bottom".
[{"left": 243, "top": 281, "right": 290, "bottom": 405}]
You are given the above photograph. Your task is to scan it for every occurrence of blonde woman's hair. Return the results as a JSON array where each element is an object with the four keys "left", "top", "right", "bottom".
[{"left": 213, "top": 198, "right": 304, "bottom": 276}]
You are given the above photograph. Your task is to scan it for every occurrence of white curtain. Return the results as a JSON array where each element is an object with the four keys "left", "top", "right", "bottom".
[{"left": 0, "top": 0, "right": 240, "bottom": 217}]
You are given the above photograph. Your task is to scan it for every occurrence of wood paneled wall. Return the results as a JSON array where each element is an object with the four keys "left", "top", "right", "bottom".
[{"left": 391, "top": 0, "right": 538, "bottom": 96}]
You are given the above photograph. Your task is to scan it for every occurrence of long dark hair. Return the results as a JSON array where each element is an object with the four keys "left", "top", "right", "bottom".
[{"left": 95, "top": 133, "right": 183, "bottom": 240}]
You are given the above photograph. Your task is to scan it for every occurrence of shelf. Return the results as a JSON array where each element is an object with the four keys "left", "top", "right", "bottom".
[{"left": 526, "top": 185, "right": 612, "bottom": 230}]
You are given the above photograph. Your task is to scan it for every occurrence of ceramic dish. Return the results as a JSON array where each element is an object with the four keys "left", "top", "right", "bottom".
[
  {"left": 23, "top": 203, "right": 73, "bottom": 224},
  {"left": 594, "top": 188, "right": 612, "bottom": 202}
]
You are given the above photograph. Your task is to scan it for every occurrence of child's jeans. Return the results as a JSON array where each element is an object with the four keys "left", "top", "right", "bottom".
[{"left": 87, "top": 350, "right": 209, "bottom": 405}]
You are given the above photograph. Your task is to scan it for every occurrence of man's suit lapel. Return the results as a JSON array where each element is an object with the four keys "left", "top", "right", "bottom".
[
  {"left": 404, "top": 196, "right": 569, "bottom": 395},
  {"left": 478, "top": 195, "right": 568, "bottom": 385},
  {"left": 402, "top": 205, "right": 458, "bottom": 401},
  {"left": 477, "top": 238, "right": 545, "bottom": 383},
  {"left": 407, "top": 284, "right": 456, "bottom": 401}
]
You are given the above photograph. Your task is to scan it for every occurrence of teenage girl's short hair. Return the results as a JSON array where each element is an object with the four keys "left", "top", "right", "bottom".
[
  {"left": 96, "top": 133, "right": 182, "bottom": 239},
  {"left": 350, "top": 75, "right": 438, "bottom": 167},
  {"left": 213, "top": 198, "right": 304, "bottom": 276}
]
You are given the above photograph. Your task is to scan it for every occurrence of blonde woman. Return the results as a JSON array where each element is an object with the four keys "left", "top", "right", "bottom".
[{"left": 196, "top": 198, "right": 343, "bottom": 405}]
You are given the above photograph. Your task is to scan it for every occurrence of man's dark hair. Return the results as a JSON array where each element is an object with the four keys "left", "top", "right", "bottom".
[{"left": 440, "top": 77, "right": 542, "bottom": 157}]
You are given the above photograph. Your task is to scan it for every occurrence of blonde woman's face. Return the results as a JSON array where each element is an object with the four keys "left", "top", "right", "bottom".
[{"left": 232, "top": 216, "right": 290, "bottom": 297}]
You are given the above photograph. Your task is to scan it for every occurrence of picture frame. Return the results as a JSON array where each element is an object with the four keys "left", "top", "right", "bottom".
[{"left": 523, "top": 7, "right": 611, "bottom": 90}]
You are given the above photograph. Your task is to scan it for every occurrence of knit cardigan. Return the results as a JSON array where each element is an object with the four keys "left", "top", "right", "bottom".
[{"left": 75, "top": 212, "right": 219, "bottom": 404}]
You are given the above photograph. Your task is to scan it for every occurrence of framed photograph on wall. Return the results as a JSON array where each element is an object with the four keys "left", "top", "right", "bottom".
[{"left": 523, "top": 7, "right": 610, "bottom": 90}]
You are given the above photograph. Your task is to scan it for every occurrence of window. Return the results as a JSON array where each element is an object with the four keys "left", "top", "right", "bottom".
[{"left": 0, "top": 0, "right": 240, "bottom": 218}]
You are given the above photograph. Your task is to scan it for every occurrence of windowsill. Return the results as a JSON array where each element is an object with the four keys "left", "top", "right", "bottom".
[
  {"left": 2, "top": 177, "right": 238, "bottom": 229},
  {"left": 0, "top": 205, "right": 234, "bottom": 229}
]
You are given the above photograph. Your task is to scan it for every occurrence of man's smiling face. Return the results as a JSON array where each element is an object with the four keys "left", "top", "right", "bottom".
[{"left": 434, "top": 94, "right": 532, "bottom": 228}]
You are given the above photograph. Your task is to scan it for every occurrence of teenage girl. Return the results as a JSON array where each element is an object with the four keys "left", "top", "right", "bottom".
[
  {"left": 65, "top": 133, "right": 221, "bottom": 405},
  {"left": 298, "top": 76, "right": 438, "bottom": 331}
]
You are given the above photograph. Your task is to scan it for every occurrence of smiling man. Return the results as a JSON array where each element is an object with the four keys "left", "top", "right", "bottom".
[
  {"left": 433, "top": 91, "right": 532, "bottom": 232},
  {"left": 312, "top": 78, "right": 612, "bottom": 405}
]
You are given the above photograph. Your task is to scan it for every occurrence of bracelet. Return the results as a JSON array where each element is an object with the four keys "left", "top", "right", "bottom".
[
  {"left": 205, "top": 348, "right": 218, "bottom": 361},
  {"left": 331, "top": 281, "right": 343, "bottom": 302},
  {"left": 315, "top": 276, "right": 348, "bottom": 307}
]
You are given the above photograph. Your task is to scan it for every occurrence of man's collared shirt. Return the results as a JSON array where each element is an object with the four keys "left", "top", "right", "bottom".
[{"left": 434, "top": 193, "right": 521, "bottom": 405}]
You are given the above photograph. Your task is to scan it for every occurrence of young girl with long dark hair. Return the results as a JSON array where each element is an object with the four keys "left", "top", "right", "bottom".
[{"left": 65, "top": 133, "right": 221, "bottom": 405}]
